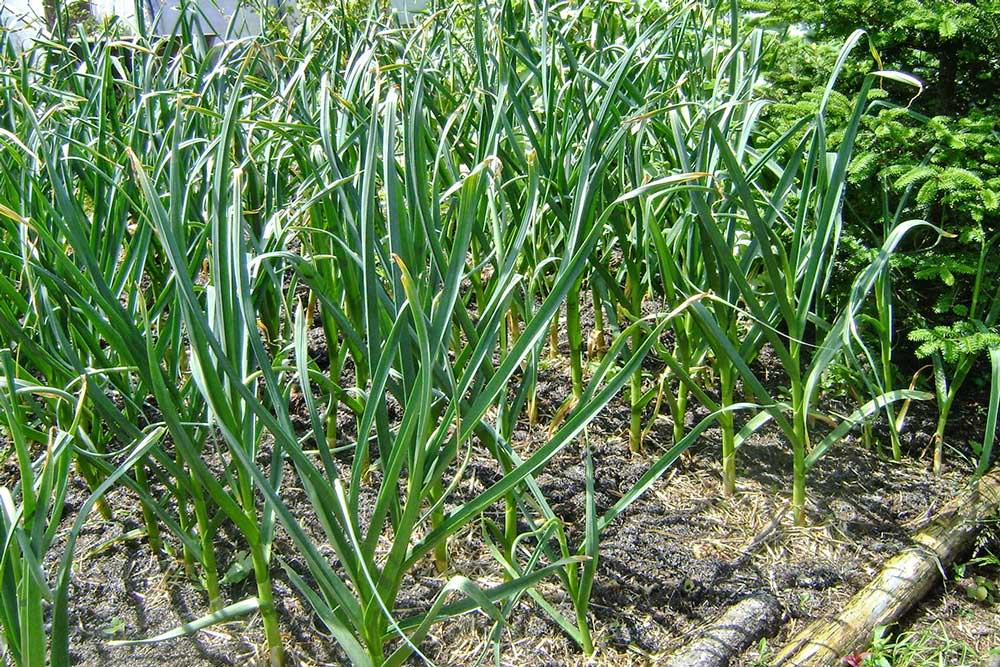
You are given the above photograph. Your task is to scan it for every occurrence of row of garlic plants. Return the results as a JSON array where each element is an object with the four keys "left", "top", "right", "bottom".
[{"left": 0, "top": 0, "right": 932, "bottom": 663}]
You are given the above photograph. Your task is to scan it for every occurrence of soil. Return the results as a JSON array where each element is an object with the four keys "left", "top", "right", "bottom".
[{"left": 41, "top": 313, "right": 1000, "bottom": 667}]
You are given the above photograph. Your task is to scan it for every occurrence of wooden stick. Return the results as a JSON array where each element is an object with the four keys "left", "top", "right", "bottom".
[
  {"left": 731, "top": 502, "right": 789, "bottom": 571},
  {"left": 772, "top": 469, "right": 1000, "bottom": 667}
]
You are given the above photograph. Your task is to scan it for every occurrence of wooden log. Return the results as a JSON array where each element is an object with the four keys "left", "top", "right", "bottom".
[
  {"left": 663, "top": 593, "right": 782, "bottom": 667},
  {"left": 772, "top": 469, "right": 1000, "bottom": 667}
]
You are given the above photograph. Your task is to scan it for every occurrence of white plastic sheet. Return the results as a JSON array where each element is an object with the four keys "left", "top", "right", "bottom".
[
  {"left": 90, "top": 0, "right": 268, "bottom": 37},
  {"left": 390, "top": 0, "right": 426, "bottom": 25},
  {"left": 0, "top": 0, "right": 45, "bottom": 50}
]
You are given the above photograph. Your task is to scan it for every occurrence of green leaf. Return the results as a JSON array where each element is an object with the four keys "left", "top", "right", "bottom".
[{"left": 108, "top": 598, "right": 261, "bottom": 646}]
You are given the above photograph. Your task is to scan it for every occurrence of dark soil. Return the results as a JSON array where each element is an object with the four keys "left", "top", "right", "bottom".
[{"left": 46, "top": 312, "right": 994, "bottom": 666}]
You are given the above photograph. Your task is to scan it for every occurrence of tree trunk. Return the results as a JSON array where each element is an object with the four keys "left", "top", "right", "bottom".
[{"left": 936, "top": 40, "right": 960, "bottom": 116}]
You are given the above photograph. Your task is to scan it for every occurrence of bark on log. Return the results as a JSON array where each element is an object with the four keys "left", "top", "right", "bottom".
[
  {"left": 663, "top": 593, "right": 782, "bottom": 667},
  {"left": 773, "top": 469, "right": 1000, "bottom": 667}
]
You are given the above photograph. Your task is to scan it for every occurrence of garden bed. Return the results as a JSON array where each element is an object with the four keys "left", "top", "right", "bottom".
[
  {"left": 2, "top": 0, "right": 998, "bottom": 664},
  {"left": 54, "top": 337, "right": 983, "bottom": 666}
]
